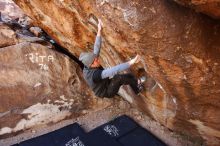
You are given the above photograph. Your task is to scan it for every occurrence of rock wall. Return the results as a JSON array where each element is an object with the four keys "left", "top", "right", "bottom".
[
  {"left": 0, "top": 21, "right": 107, "bottom": 139},
  {"left": 173, "top": 0, "right": 220, "bottom": 19},
  {"left": 0, "top": 24, "right": 17, "bottom": 47},
  {"left": 13, "top": 0, "right": 220, "bottom": 145},
  {"left": 0, "top": 0, "right": 24, "bottom": 19}
]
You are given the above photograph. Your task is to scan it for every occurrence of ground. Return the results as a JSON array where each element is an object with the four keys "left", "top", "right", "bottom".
[{"left": 0, "top": 96, "right": 203, "bottom": 146}]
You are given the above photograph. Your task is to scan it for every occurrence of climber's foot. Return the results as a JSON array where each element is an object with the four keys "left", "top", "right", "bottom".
[{"left": 137, "top": 76, "right": 146, "bottom": 93}]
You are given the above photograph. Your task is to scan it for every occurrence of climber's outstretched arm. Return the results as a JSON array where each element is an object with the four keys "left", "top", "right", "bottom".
[
  {"left": 93, "top": 19, "right": 103, "bottom": 56},
  {"left": 101, "top": 55, "right": 141, "bottom": 79}
]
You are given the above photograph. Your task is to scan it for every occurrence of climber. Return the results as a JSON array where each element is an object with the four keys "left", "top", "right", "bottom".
[{"left": 79, "top": 19, "right": 144, "bottom": 98}]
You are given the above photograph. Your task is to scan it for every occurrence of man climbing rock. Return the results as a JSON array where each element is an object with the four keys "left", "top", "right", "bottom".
[{"left": 79, "top": 19, "right": 144, "bottom": 98}]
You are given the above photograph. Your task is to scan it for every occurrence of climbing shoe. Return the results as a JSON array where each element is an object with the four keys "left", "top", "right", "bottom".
[
  {"left": 137, "top": 83, "right": 144, "bottom": 93},
  {"left": 139, "top": 76, "right": 146, "bottom": 84},
  {"left": 137, "top": 76, "right": 146, "bottom": 93}
]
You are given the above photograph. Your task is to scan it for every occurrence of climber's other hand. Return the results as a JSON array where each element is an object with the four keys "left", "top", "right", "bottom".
[
  {"left": 129, "top": 55, "right": 141, "bottom": 65},
  {"left": 98, "top": 19, "right": 103, "bottom": 31}
]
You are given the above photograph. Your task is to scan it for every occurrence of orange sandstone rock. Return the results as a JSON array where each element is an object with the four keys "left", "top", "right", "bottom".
[{"left": 13, "top": 0, "right": 220, "bottom": 145}]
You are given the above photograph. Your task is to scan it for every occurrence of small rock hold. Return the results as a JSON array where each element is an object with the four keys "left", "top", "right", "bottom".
[
  {"left": 212, "top": 81, "right": 216, "bottom": 85},
  {"left": 149, "top": 55, "right": 153, "bottom": 59},
  {"left": 136, "top": 115, "right": 142, "bottom": 120},
  {"left": 133, "top": 110, "right": 140, "bottom": 116},
  {"left": 200, "top": 77, "right": 204, "bottom": 81},
  {"left": 206, "top": 59, "right": 211, "bottom": 63},
  {"left": 29, "top": 27, "right": 43, "bottom": 37},
  {"left": 183, "top": 75, "right": 187, "bottom": 80},
  {"left": 82, "top": 110, "right": 88, "bottom": 114},
  {"left": 118, "top": 100, "right": 128, "bottom": 109}
]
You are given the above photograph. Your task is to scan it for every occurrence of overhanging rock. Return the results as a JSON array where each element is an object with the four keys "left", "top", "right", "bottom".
[
  {"left": 172, "top": 0, "right": 220, "bottom": 19},
  {"left": 13, "top": 0, "right": 220, "bottom": 145}
]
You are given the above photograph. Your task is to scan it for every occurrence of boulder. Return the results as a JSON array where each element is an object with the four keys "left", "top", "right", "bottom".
[
  {"left": 12, "top": 0, "right": 220, "bottom": 145},
  {"left": 0, "top": 15, "right": 98, "bottom": 138},
  {"left": 0, "top": 0, "right": 118, "bottom": 139},
  {"left": 0, "top": 22, "right": 17, "bottom": 47},
  {"left": 0, "top": 40, "right": 96, "bottom": 138}
]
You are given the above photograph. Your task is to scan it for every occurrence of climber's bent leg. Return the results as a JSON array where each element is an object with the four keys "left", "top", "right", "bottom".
[{"left": 106, "top": 73, "right": 139, "bottom": 97}]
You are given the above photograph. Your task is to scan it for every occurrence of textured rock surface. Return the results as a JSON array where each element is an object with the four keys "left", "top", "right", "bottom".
[
  {"left": 0, "top": 0, "right": 24, "bottom": 19},
  {"left": 0, "top": 21, "right": 113, "bottom": 139},
  {"left": 0, "top": 23, "right": 17, "bottom": 47},
  {"left": 12, "top": 0, "right": 220, "bottom": 145},
  {"left": 173, "top": 0, "right": 220, "bottom": 19}
]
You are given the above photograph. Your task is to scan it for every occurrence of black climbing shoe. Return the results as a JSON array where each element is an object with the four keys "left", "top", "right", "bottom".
[
  {"left": 137, "top": 84, "right": 144, "bottom": 93},
  {"left": 137, "top": 76, "right": 146, "bottom": 93}
]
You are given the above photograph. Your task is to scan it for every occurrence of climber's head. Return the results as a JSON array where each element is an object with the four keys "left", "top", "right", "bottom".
[{"left": 79, "top": 52, "right": 100, "bottom": 68}]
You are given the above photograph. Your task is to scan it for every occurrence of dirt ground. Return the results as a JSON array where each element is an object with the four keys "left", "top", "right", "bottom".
[{"left": 0, "top": 96, "right": 202, "bottom": 146}]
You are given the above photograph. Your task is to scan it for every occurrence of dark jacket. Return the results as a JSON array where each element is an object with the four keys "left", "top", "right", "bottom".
[{"left": 83, "top": 66, "right": 110, "bottom": 97}]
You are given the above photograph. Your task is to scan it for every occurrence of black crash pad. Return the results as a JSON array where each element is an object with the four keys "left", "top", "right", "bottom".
[
  {"left": 119, "top": 127, "right": 167, "bottom": 146},
  {"left": 82, "top": 115, "right": 138, "bottom": 146},
  {"left": 89, "top": 115, "right": 138, "bottom": 139},
  {"left": 84, "top": 131, "right": 122, "bottom": 146},
  {"left": 12, "top": 115, "right": 166, "bottom": 146},
  {"left": 19, "top": 123, "right": 86, "bottom": 146}
]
